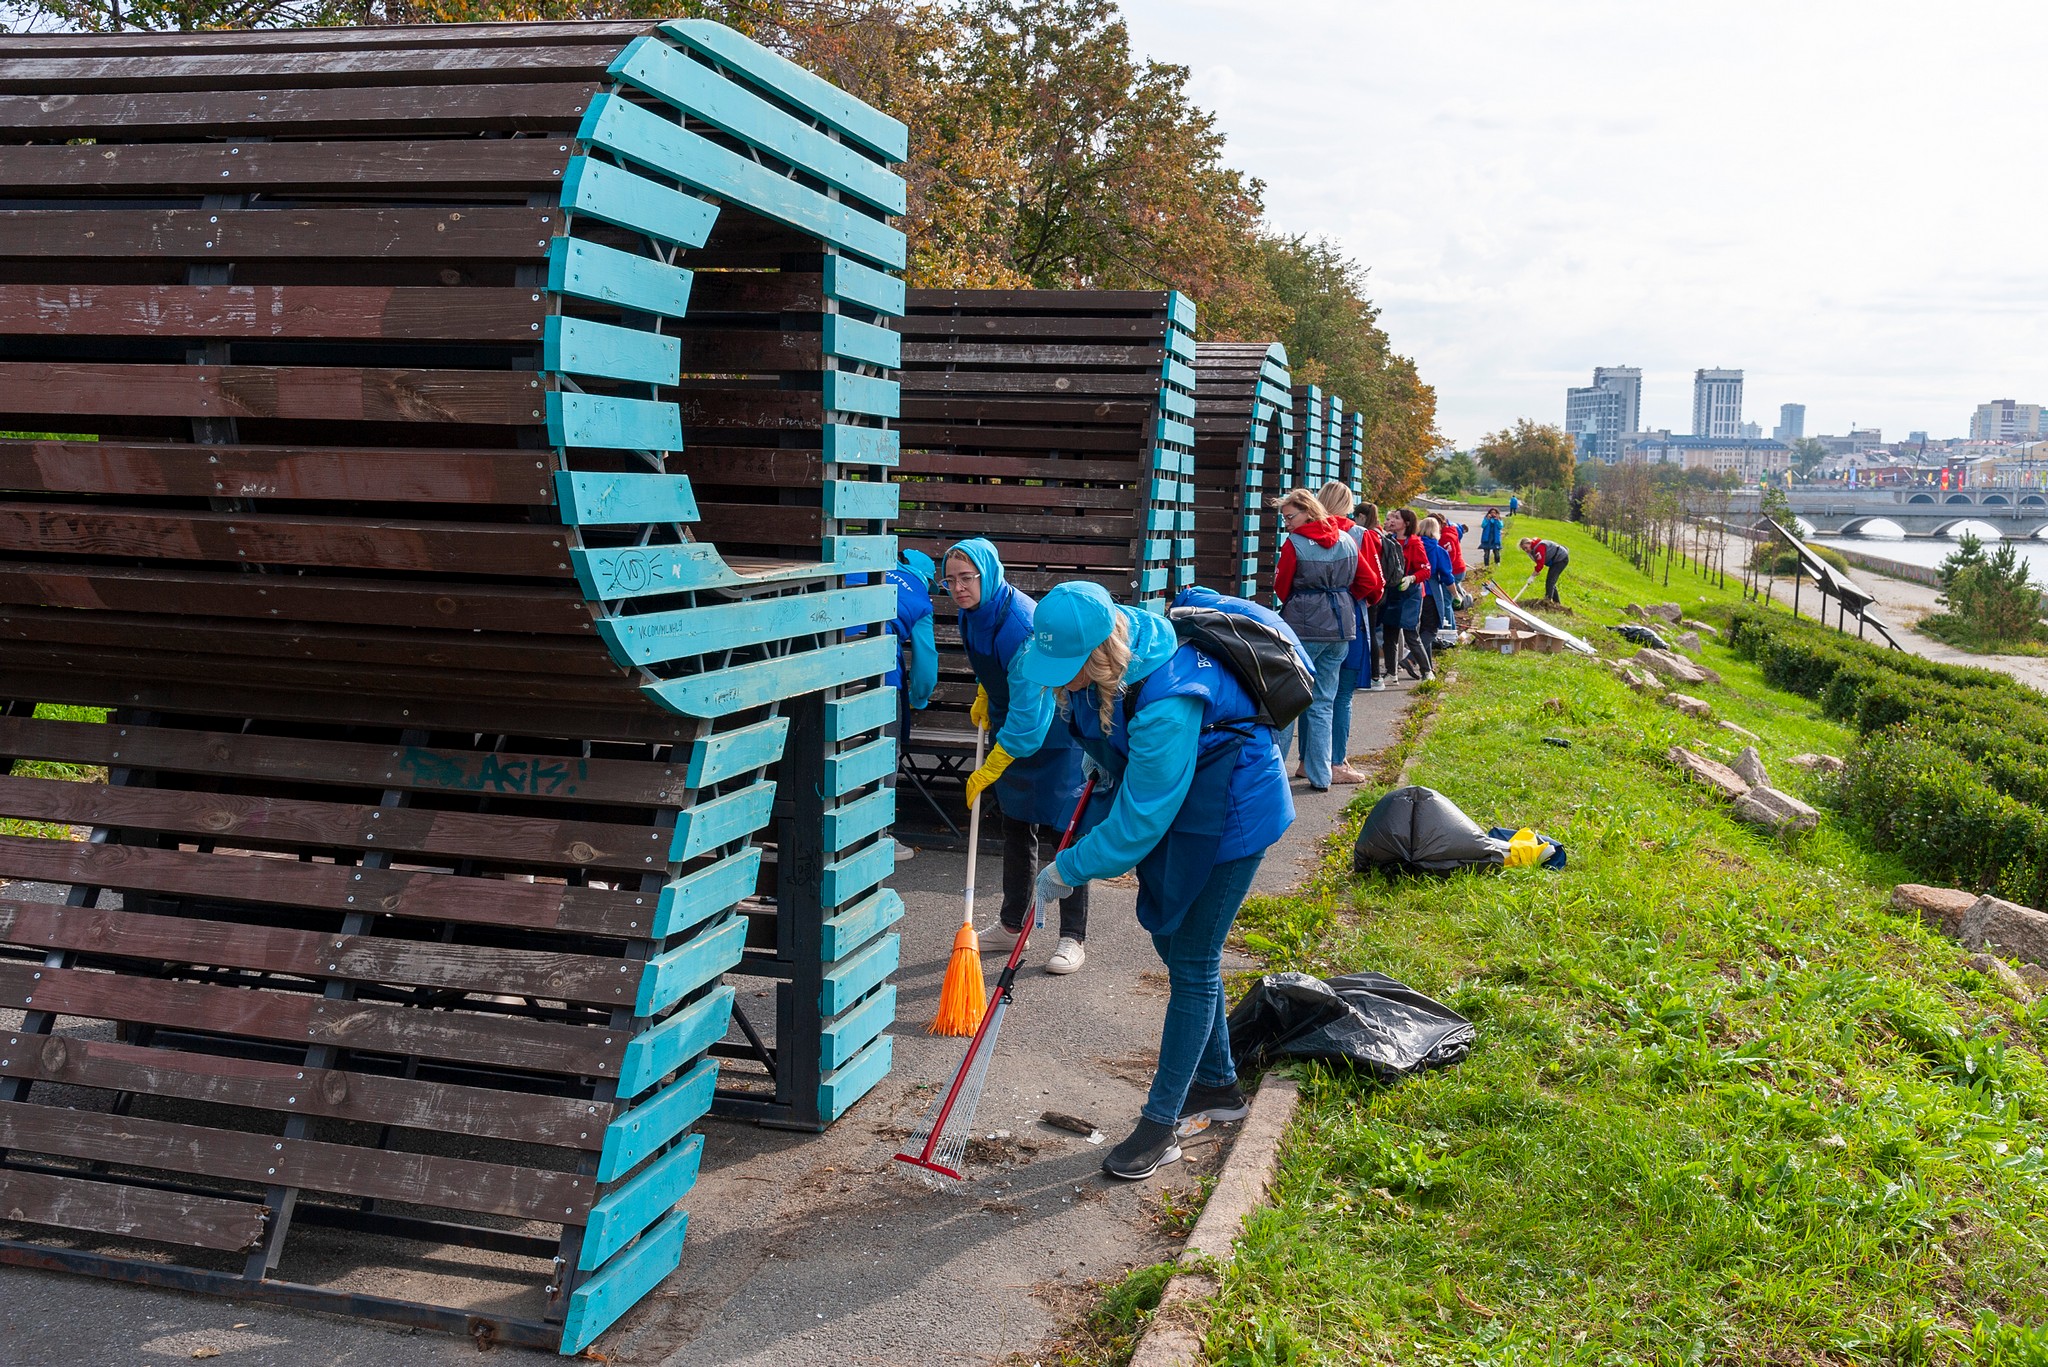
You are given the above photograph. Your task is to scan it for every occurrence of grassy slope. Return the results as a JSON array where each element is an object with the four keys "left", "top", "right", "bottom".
[
  {"left": 2, "top": 703, "right": 107, "bottom": 840},
  {"left": 1208, "top": 518, "right": 2048, "bottom": 1366}
]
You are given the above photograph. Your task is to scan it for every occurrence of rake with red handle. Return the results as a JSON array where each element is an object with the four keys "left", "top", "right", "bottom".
[{"left": 894, "top": 777, "right": 1096, "bottom": 1181}]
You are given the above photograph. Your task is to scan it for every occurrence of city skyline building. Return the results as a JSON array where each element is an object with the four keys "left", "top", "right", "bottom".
[
  {"left": 1564, "top": 365, "right": 1643, "bottom": 463},
  {"left": 1774, "top": 403, "right": 1805, "bottom": 441},
  {"left": 1969, "top": 398, "right": 2047, "bottom": 441},
  {"left": 1692, "top": 368, "right": 1744, "bottom": 438}
]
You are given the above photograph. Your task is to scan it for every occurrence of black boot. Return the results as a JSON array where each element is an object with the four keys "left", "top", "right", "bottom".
[{"left": 1101, "top": 1118, "right": 1182, "bottom": 1180}]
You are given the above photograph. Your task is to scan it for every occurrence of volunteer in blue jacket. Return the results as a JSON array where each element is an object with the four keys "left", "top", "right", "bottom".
[
  {"left": 948, "top": 538, "right": 1092, "bottom": 973},
  {"left": 1017, "top": 582, "right": 1296, "bottom": 1179},
  {"left": 882, "top": 549, "right": 939, "bottom": 862}
]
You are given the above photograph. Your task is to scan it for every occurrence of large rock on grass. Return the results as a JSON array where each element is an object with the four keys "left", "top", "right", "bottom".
[
  {"left": 1662, "top": 692, "right": 1712, "bottom": 719},
  {"left": 1636, "top": 648, "right": 1710, "bottom": 685},
  {"left": 1731, "top": 785, "right": 1819, "bottom": 834},
  {"left": 1675, "top": 631, "right": 1703, "bottom": 654},
  {"left": 1682, "top": 619, "right": 1721, "bottom": 638},
  {"left": 1733, "top": 746, "right": 1769, "bottom": 788},
  {"left": 1965, "top": 953, "right": 2035, "bottom": 1002},
  {"left": 1648, "top": 602, "right": 1684, "bottom": 622},
  {"left": 1668, "top": 746, "right": 1750, "bottom": 799},
  {"left": 1892, "top": 884, "right": 1979, "bottom": 936},
  {"left": 1788, "top": 753, "right": 1845, "bottom": 775},
  {"left": 1957, "top": 895, "right": 2048, "bottom": 967}
]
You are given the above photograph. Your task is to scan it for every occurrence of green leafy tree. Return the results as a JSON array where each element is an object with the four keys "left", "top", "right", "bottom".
[
  {"left": 1933, "top": 533, "right": 2046, "bottom": 646},
  {"left": 1476, "top": 419, "right": 1574, "bottom": 493},
  {"left": 1789, "top": 438, "right": 1828, "bottom": 479},
  {"left": 1426, "top": 451, "right": 1477, "bottom": 499}
]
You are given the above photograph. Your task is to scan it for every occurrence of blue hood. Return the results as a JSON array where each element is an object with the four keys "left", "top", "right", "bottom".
[
  {"left": 1118, "top": 604, "right": 1180, "bottom": 687},
  {"left": 944, "top": 537, "right": 1007, "bottom": 602}
]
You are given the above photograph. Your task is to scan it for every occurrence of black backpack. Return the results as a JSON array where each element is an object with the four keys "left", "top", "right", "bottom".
[{"left": 1165, "top": 603, "right": 1316, "bottom": 731}]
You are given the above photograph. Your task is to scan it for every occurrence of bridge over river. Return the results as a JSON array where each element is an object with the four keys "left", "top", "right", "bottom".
[{"left": 1724, "top": 487, "right": 2048, "bottom": 538}]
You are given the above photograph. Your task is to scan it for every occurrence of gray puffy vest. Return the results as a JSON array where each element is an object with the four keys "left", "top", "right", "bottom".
[{"left": 1279, "top": 531, "right": 1358, "bottom": 642}]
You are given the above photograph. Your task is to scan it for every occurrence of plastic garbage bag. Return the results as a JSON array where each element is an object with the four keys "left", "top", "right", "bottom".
[
  {"left": 1609, "top": 623, "right": 1671, "bottom": 651},
  {"left": 1352, "top": 785, "right": 1566, "bottom": 876},
  {"left": 1228, "top": 970, "right": 1475, "bottom": 1082}
]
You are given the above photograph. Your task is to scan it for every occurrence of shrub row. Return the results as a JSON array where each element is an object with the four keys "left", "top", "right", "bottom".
[{"left": 1728, "top": 609, "right": 2048, "bottom": 905}]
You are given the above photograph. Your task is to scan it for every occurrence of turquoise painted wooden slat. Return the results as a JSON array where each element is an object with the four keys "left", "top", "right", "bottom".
[
  {"left": 654, "top": 847, "right": 761, "bottom": 939},
  {"left": 1156, "top": 417, "right": 1195, "bottom": 448},
  {"left": 1177, "top": 537, "right": 1196, "bottom": 561},
  {"left": 1142, "top": 534, "right": 1173, "bottom": 556},
  {"left": 579, "top": 1134, "right": 703, "bottom": 1272},
  {"left": 818, "top": 1034, "right": 891, "bottom": 1122},
  {"left": 1158, "top": 386, "right": 1196, "bottom": 419},
  {"left": 821, "top": 735, "right": 893, "bottom": 798},
  {"left": 600, "top": 585, "right": 892, "bottom": 669},
  {"left": 548, "top": 237, "right": 692, "bottom": 317},
  {"left": 822, "top": 370, "right": 899, "bottom": 419},
  {"left": 1137, "top": 567, "right": 1169, "bottom": 593},
  {"left": 545, "top": 317, "right": 681, "bottom": 387},
  {"left": 822, "top": 424, "right": 899, "bottom": 466},
  {"left": 547, "top": 392, "right": 681, "bottom": 454},
  {"left": 822, "top": 314, "right": 900, "bottom": 369},
  {"left": 598, "top": 1057, "right": 716, "bottom": 1183},
  {"left": 823, "top": 255, "right": 906, "bottom": 317},
  {"left": 618, "top": 984, "right": 735, "bottom": 1099},
  {"left": 1165, "top": 358, "right": 1196, "bottom": 391},
  {"left": 822, "top": 479, "right": 897, "bottom": 521},
  {"left": 824, "top": 685, "right": 896, "bottom": 741},
  {"left": 611, "top": 38, "right": 906, "bottom": 215},
  {"left": 636, "top": 913, "right": 747, "bottom": 1016},
  {"left": 1167, "top": 291, "right": 1197, "bottom": 330},
  {"left": 820, "top": 885, "right": 903, "bottom": 961},
  {"left": 1145, "top": 478, "right": 1180, "bottom": 505},
  {"left": 819, "top": 984, "right": 895, "bottom": 1070},
  {"left": 659, "top": 20, "right": 909, "bottom": 163},
  {"left": 684, "top": 717, "right": 789, "bottom": 787},
  {"left": 820, "top": 931, "right": 897, "bottom": 1016},
  {"left": 560, "top": 1209, "right": 689, "bottom": 1355},
  {"left": 1164, "top": 329, "right": 1195, "bottom": 363},
  {"left": 819, "top": 786, "right": 893, "bottom": 852},
  {"left": 821, "top": 534, "right": 896, "bottom": 571},
  {"left": 667, "top": 783, "right": 776, "bottom": 862},
  {"left": 576, "top": 535, "right": 892, "bottom": 603},
  {"left": 561, "top": 155, "right": 718, "bottom": 249},
  {"left": 646, "top": 635, "right": 895, "bottom": 718},
  {"left": 821, "top": 834, "right": 891, "bottom": 912},
  {"left": 554, "top": 471, "right": 698, "bottom": 528},
  {"left": 580, "top": 94, "right": 905, "bottom": 270}
]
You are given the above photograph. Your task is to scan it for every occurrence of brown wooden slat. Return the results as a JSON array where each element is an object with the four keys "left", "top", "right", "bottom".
[
  {"left": 0, "top": 23, "right": 651, "bottom": 54},
  {"left": 0, "top": 715, "right": 678, "bottom": 808},
  {"left": 672, "top": 388, "right": 821, "bottom": 432},
  {"left": 679, "top": 446, "right": 824, "bottom": 489},
  {"left": 891, "top": 508, "right": 1137, "bottom": 538},
  {"left": 895, "top": 316, "right": 1167, "bottom": 340},
  {"left": 0, "top": 140, "right": 570, "bottom": 193},
  {"left": 675, "top": 328, "right": 822, "bottom": 372},
  {"left": 0, "top": 83, "right": 600, "bottom": 137},
  {"left": 684, "top": 272, "right": 825, "bottom": 313},
  {"left": 0, "top": 1100, "right": 593, "bottom": 1224},
  {"left": 0, "top": 1036, "right": 611, "bottom": 1151},
  {"left": 894, "top": 451, "right": 1138, "bottom": 482},
  {"left": 0, "top": 47, "right": 627, "bottom": 94},
  {"left": 0, "top": 504, "right": 570, "bottom": 577},
  {"left": 0, "top": 902, "right": 644, "bottom": 1006},
  {"left": 690, "top": 503, "right": 823, "bottom": 544},
  {"left": 899, "top": 342, "right": 1165, "bottom": 367},
  {"left": 898, "top": 372, "right": 1158, "bottom": 396},
  {"left": 0, "top": 963, "right": 622, "bottom": 1079},
  {"left": 0, "top": 836, "right": 655, "bottom": 939},
  {"left": 0, "top": 364, "right": 546, "bottom": 426},
  {"left": 0, "top": 286, "right": 548, "bottom": 342},
  {"left": 0, "top": 563, "right": 596, "bottom": 635},
  {"left": 894, "top": 482, "right": 1135, "bottom": 510},
  {"left": 0, "top": 773, "right": 667, "bottom": 872},
  {"left": 894, "top": 424, "right": 1140, "bottom": 453},
  {"left": 0, "top": 1167, "right": 266, "bottom": 1252},
  {"left": 0, "top": 209, "right": 555, "bottom": 261},
  {"left": 898, "top": 397, "right": 1154, "bottom": 425},
  {"left": 0, "top": 440, "right": 555, "bottom": 504},
  {"left": 906, "top": 289, "right": 1174, "bottom": 312}
]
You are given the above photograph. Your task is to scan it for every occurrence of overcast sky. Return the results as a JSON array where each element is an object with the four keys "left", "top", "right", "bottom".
[{"left": 1117, "top": 0, "right": 2048, "bottom": 448}]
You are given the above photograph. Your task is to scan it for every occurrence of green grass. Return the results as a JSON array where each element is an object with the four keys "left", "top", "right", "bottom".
[
  {"left": 2, "top": 702, "right": 108, "bottom": 840},
  {"left": 1206, "top": 520, "right": 2048, "bottom": 1364}
]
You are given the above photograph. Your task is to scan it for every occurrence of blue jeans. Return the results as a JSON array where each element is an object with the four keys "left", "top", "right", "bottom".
[
  {"left": 1143, "top": 852, "right": 1265, "bottom": 1126},
  {"left": 1332, "top": 666, "right": 1358, "bottom": 764},
  {"left": 1278, "top": 638, "right": 1348, "bottom": 788}
]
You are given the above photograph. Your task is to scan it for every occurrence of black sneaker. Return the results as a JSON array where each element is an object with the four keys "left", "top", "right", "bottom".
[
  {"left": 1101, "top": 1118, "right": 1182, "bottom": 1180},
  {"left": 1175, "top": 1080, "right": 1250, "bottom": 1137}
]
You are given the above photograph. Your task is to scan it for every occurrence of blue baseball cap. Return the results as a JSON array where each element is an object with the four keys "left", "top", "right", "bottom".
[
  {"left": 1016, "top": 582, "right": 1119, "bottom": 688},
  {"left": 898, "top": 547, "right": 936, "bottom": 581}
]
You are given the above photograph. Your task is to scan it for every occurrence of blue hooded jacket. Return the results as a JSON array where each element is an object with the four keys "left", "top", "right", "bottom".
[
  {"left": 947, "top": 538, "right": 1087, "bottom": 827},
  {"left": 883, "top": 549, "right": 937, "bottom": 708}
]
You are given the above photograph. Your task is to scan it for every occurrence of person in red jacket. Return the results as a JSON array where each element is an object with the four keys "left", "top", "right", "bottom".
[
  {"left": 1316, "top": 482, "right": 1385, "bottom": 777},
  {"left": 1519, "top": 536, "right": 1571, "bottom": 604},
  {"left": 1388, "top": 508, "right": 1435, "bottom": 680},
  {"left": 1271, "top": 489, "right": 1380, "bottom": 789}
]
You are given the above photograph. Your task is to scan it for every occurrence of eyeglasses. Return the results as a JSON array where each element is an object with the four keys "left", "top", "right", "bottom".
[{"left": 942, "top": 572, "right": 980, "bottom": 588}]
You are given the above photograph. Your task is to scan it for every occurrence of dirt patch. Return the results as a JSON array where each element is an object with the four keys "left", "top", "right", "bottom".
[
  {"left": 1700, "top": 848, "right": 1750, "bottom": 871},
  {"left": 1135, "top": 971, "right": 1171, "bottom": 998},
  {"left": 1093, "top": 1049, "right": 1160, "bottom": 1087}
]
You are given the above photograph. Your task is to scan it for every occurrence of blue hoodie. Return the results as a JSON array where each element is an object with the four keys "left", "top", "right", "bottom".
[{"left": 1054, "top": 604, "right": 1206, "bottom": 887}]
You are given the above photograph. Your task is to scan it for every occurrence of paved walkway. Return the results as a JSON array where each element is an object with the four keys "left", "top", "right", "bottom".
[{"left": 1, "top": 685, "right": 1417, "bottom": 1367}]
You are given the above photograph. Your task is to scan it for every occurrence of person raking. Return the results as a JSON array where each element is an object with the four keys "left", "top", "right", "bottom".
[
  {"left": 1016, "top": 581, "right": 1297, "bottom": 1179},
  {"left": 1518, "top": 535, "right": 1571, "bottom": 605}
]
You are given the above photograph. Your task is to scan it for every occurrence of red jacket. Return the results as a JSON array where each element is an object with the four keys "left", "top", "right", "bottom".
[
  {"left": 1402, "top": 534, "right": 1433, "bottom": 584},
  {"left": 1529, "top": 538, "right": 1557, "bottom": 569},
  {"left": 1275, "top": 517, "right": 1383, "bottom": 605},
  {"left": 1327, "top": 516, "right": 1385, "bottom": 605},
  {"left": 1440, "top": 527, "right": 1466, "bottom": 575}
]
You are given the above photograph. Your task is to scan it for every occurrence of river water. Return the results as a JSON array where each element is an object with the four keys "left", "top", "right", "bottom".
[{"left": 1812, "top": 520, "right": 2048, "bottom": 579}]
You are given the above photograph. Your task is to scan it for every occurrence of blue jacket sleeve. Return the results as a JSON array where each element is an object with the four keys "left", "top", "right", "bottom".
[
  {"left": 1054, "top": 695, "right": 1203, "bottom": 885},
  {"left": 993, "top": 651, "right": 1058, "bottom": 758},
  {"left": 905, "top": 613, "right": 938, "bottom": 709}
]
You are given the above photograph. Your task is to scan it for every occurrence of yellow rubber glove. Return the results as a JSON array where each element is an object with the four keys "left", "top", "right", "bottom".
[
  {"left": 970, "top": 684, "right": 990, "bottom": 732},
  {"left": 965, "top": 744, "right": 1014, "bottom": 808},
  {"left": 1504, "top": 828, "right": 1553, "bottom": 868}
]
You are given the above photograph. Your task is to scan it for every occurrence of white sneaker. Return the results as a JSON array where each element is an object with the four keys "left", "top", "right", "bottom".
[
  {"left": 1047, "top": 937, "right": 1086, "bottom": 974},
  {"left": 893, "top": 840, "right": 916, "bottom": 862}
]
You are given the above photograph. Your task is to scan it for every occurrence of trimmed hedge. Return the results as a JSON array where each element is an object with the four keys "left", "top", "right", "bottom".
[{"left": 1729, "top": 608, "right": 2048, "bottom": 906}]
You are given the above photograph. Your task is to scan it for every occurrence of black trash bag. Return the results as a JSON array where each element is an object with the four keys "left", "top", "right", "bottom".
[
  {"left": 1352, "top": 785, "right": 1509, "bottom": 876},
  {"left": 1228, "top": 970, "right": 1475, "bottom": 1082},
  {"left": 1609, "top": 622, "right": 1671, "bottom": 651}
]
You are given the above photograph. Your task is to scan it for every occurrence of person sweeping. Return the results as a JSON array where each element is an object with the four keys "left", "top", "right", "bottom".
[
  {"left": 945, "top": 538, "right": 1091, "bottom": 975},
  {"left": 1518, "top": 535, "right": 1571, "bottom": 605},
  {"left": 1015, "top": 582, "right": 1296, "bottom": 1180}
]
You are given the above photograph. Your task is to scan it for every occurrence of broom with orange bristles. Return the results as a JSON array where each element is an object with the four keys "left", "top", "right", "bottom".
[{"left": 929, "top": 725, "right": 991, "bottom": 1035}]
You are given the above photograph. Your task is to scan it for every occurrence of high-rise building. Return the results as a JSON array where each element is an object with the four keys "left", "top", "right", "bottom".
[
  {"left": 1564, "top": 365, "right": 1642, "bottom": 463},
  {"left": 1969, "top": 399, "right": 2047, "bottom": 440},
  {"left": 1773, "top": 403, "right": 1805, "bottom": 441},
  {"left": 1740, "top": 421, "right": 1762, "bottom": 440},
  {"left": 1692, "top": 369, "right": 1744, "bottom": 438}
]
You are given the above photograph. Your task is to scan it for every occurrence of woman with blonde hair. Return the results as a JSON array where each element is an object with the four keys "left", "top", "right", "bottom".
[
  {"left": 1317, "top": 481, "right": 1381, "bottom": 780},
  {"left": 1016, "top": 582, "right": 1295, "bottom": 1179},
  {"left": 1269, "top": 488, "right": 1380, "bottom": 789}
]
